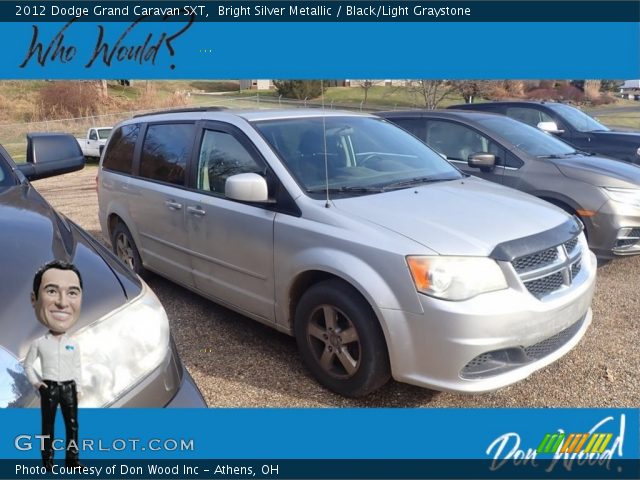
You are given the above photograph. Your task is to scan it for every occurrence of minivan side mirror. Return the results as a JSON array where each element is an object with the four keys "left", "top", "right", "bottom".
[
  {"left": 468, "top": 153, "right": 496, "bottom": 172},
  {"left": 17, "top": 133, "right": 85, "bottom": 181},
  {"left": 537, "top": 121, "right": 565, "bottom": 135},
  {"left": 225, "top": 173, "right": 269, "bottom": 202}
]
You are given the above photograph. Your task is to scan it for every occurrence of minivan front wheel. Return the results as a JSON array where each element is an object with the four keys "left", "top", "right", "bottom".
[
  {"left": 112, "top": 222, "right": 145, "bottom": 276},
  {"left": 294, "top": 280, "right": 390, "bottom": 397}
]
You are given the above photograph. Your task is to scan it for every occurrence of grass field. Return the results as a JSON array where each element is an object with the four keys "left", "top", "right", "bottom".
[{"left": 1, "top": 81, "right": 637, "bottom": 160}]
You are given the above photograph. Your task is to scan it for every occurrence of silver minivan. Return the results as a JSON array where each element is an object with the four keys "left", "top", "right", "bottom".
[{"left": 98, "top": 109, "right": 597, "bottom": 397}]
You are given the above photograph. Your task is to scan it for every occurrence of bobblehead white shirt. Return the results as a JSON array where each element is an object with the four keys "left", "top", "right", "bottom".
[{"left": 26, "top": 268, "right": 83, "bottom": 391}]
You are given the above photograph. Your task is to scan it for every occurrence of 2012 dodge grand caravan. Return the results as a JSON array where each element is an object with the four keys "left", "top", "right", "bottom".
[{"left": 97, "top": 108, "right": 597, "bottom": 397}]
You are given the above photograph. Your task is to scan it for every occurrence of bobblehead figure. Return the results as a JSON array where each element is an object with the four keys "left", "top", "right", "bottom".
[{"left": 24, "top": 260, "right": 83, "bottom": 471}]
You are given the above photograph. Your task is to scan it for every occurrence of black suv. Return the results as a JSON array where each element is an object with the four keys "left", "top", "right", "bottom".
[{"left": 450, "top": 101, "right": 640, "bottom": 164}]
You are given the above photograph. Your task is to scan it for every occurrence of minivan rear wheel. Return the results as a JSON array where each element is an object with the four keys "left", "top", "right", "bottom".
[
  {"left": 112, "top": 222, "right": 146, "bottom": 277},
  {"left": 294, "top": 279, "right": 390, "bottom": 397}
]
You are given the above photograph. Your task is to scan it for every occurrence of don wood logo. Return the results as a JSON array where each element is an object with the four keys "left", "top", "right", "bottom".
[
  {"left": 537, "top": 432, "right": 613, "bottom": 455},
  {"left": 486, "top": 414, "right": 626, "bottom": 473}
]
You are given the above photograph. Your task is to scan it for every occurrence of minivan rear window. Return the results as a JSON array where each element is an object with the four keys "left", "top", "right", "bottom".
[
  {"left": 140, "top": 123, "right": 195, "bottom": 186},
  {"left": 102, "top": 124, "right": 139, "bottom": 174}
]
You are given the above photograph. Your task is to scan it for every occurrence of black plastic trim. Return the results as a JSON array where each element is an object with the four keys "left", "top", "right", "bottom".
[{"left": 490, "top": 217, "right": 582, "bottom": 262}]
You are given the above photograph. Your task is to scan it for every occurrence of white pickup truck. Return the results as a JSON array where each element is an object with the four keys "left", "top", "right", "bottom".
[{"left": 76, "top": 127, "right": 112, "bottom": 159}]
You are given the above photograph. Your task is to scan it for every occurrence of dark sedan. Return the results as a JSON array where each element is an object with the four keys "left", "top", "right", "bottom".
[
  {"left": 379, "top": 110, "right": 640, "bottom": 260},
  {"left": 449, "top": 101, "right": 640, "bottom": 164},
  {"left": 0, "top": 134, "right": 206, "bottom": 408}
]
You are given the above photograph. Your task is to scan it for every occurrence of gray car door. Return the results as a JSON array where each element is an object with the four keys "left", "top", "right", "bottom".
[
  {"left": 127, "top": 122, "right": 197, "bottom": 288},
  {"left": 182, "top": 122, "right": 277, "bottom": 324}
]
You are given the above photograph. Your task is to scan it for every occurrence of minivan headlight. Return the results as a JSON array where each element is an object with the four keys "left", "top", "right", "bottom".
[
  {"left": 74, "top": 282, "right": 170, "bottom": 407},
  {"left": 603, "top": 187, "right": 640, "bottom": 208},
  {"left": 406, "top": 256, "right": 508, "bottom": 301}
]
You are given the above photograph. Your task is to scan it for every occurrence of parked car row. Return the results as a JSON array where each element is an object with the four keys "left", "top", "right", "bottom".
[
  {"left": 6, "top": 100, "right": 636, "bottom": 402},
  {"left": 380, "top": 110, "right": 640, "bottom": 260},
  {"left": 97, "top": 107, "right": 597, "bottom": 397},
  {"left": 450, "top": 101, "right": 640, "bottom": 164}
]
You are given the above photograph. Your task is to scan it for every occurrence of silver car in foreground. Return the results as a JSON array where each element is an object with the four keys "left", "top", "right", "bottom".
[{"left": 98, "top": 109, "right": 597, "bottom": 396}]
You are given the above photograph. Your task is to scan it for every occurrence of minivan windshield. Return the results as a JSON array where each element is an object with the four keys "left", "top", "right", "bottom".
[
  {"left": 481, "top": 116, "right": 577, "bottom": 157},
  {"left": 254, "top": 116, "right": 462, "bottom": 195},
  {"left": 548, "top": 103, "right": 610, "bottom": 132}
]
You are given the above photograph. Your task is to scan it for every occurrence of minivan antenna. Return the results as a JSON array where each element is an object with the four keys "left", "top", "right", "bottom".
[{"left": 321, "top": 79, "right": 330, "bottom": 208}]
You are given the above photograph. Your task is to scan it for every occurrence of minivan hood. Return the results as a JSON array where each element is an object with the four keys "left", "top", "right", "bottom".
[
  {"left": 0, "top": 185, "right": 141, "bottom": 358},
  {"left": 551, "top": 155, "right": 640, "bottom": 188},
  {"left": 332, "top": 177, "right": 569, "bottom": 256}
]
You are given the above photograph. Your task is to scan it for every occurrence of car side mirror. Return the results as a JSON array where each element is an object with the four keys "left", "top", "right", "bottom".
[
  {"left": 468, "top": 153, "right": 496, "bottom": 172},
  {"left": 17, "top": 133, "right": 85, "bottom": 181},
  {"left": 537, "top": 121, "right": 565, "bottom": 135},
  {"left": 225, "top": 173, "right": 269, "bottom": 203}
]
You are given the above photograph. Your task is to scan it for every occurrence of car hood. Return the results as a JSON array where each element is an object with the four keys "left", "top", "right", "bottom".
[
  {"left": 0, "top": 185, "right": 141, "bottom": 360},
  {"left": 551, "top": 155, "right": 640, "bottom": 188},
  {"left": 331, "top": 177, "right": 570, "bottom": 256}
]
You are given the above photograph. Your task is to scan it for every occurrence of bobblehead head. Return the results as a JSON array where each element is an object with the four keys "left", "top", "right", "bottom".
[{"left": 31, "top": 267, "right": 83, "bottom": 334}]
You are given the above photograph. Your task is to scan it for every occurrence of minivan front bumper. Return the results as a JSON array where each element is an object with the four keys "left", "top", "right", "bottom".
[{"left": 380, "top": 251, "right": 597, "bottom": 393}]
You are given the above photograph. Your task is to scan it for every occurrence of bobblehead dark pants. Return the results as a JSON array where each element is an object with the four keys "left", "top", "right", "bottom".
[{"left": 39, "top": 380, "right": 79, "bottom": 462}]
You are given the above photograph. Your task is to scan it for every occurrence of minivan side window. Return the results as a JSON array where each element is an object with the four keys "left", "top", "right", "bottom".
[
  {"left": 197, "top": 130, "right": 263, "bottom": 194},
  {"left": 140, "top": 123, "right": 195, "bottom": 186},
  {"left": 102, "top": 124, "right": 139, "bottom": 174}
]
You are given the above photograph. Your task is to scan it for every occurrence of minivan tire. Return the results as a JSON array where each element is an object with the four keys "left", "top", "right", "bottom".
[
  {"left": 111, "top": 222, "right": 146, "bottom": 277},
  {"left": 294, "top": 279, "right": 391, "bottom": 397}
]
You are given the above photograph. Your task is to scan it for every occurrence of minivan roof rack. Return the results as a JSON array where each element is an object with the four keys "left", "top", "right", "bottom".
[{"left": 133, "top": 106, "right": 228, "bottom": 118}]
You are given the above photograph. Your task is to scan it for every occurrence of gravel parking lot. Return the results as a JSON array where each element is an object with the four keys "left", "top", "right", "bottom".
[{"left": 34, "top": 165, "right": 640, "bottom": 407}]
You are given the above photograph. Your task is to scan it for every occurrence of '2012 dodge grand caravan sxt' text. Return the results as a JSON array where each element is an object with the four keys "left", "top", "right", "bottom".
[{"left": 98, "top": 109, "right": 597, "bottom": 397}]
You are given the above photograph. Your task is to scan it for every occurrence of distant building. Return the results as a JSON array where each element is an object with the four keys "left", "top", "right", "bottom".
[
  {"left": 346, "top": 80, "right": 409, "bottom": 87},
  {"left": 620, "top": 80, "right": 640, "bottom": 99},
  {"left": 239, "top": 80, "right": 274, "bottom": 90}
]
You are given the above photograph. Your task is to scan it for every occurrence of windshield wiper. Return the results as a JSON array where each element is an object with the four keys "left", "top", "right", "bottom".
[
  {"left": 537, "top": 154, "right": 564, "bottom": 159},
  {"left": 382, "top": 176, "right": 455, "bottom": 190},
  {"left": 305, "top": 186, "right": 384, "bottom": 194},
  {"left": 573, "top": 149, "right": 594, "bottom": 156}
]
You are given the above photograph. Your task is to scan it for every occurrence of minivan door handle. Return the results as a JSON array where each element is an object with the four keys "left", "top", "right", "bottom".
[
  {"left": 187, "top": 206, "right": 206, "bottom": 217},
  {"left": 165, "top": 200, "right": 183, "bottom": 210}
]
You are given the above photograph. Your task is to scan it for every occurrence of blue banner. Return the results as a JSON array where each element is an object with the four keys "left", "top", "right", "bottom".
[
  {"left": 2, "top": 409, "right": 636, "bottom": 459},
  {"left": 0, "top": 409, "right": 638, "bottom": 478},
  {"left": 4, "top": 21, "right": 639, "bottom": 78},
  {"left": 1, "top": 2, "right": 640, "bottom": 479}
]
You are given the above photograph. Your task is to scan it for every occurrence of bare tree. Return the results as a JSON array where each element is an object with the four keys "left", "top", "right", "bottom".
[
  {"left": 357, "top": 79, "right": 384, "bottom": 105},
  {"left": 450, "top": 80, "right": 491, "bottom": 104},
  {"left": 405, "top": 80, "right": 452, "bottom": 109}
]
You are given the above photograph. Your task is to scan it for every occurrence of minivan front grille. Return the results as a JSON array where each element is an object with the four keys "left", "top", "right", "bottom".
[
  {"left": 512, "top": 236, "right": 583, "bottom": 300},
  {"left": 525, "top": 271, "right": 564, "bottom": 298},
  {"left": 512, "top": 247, "right": 558, "bottom": 273}
]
